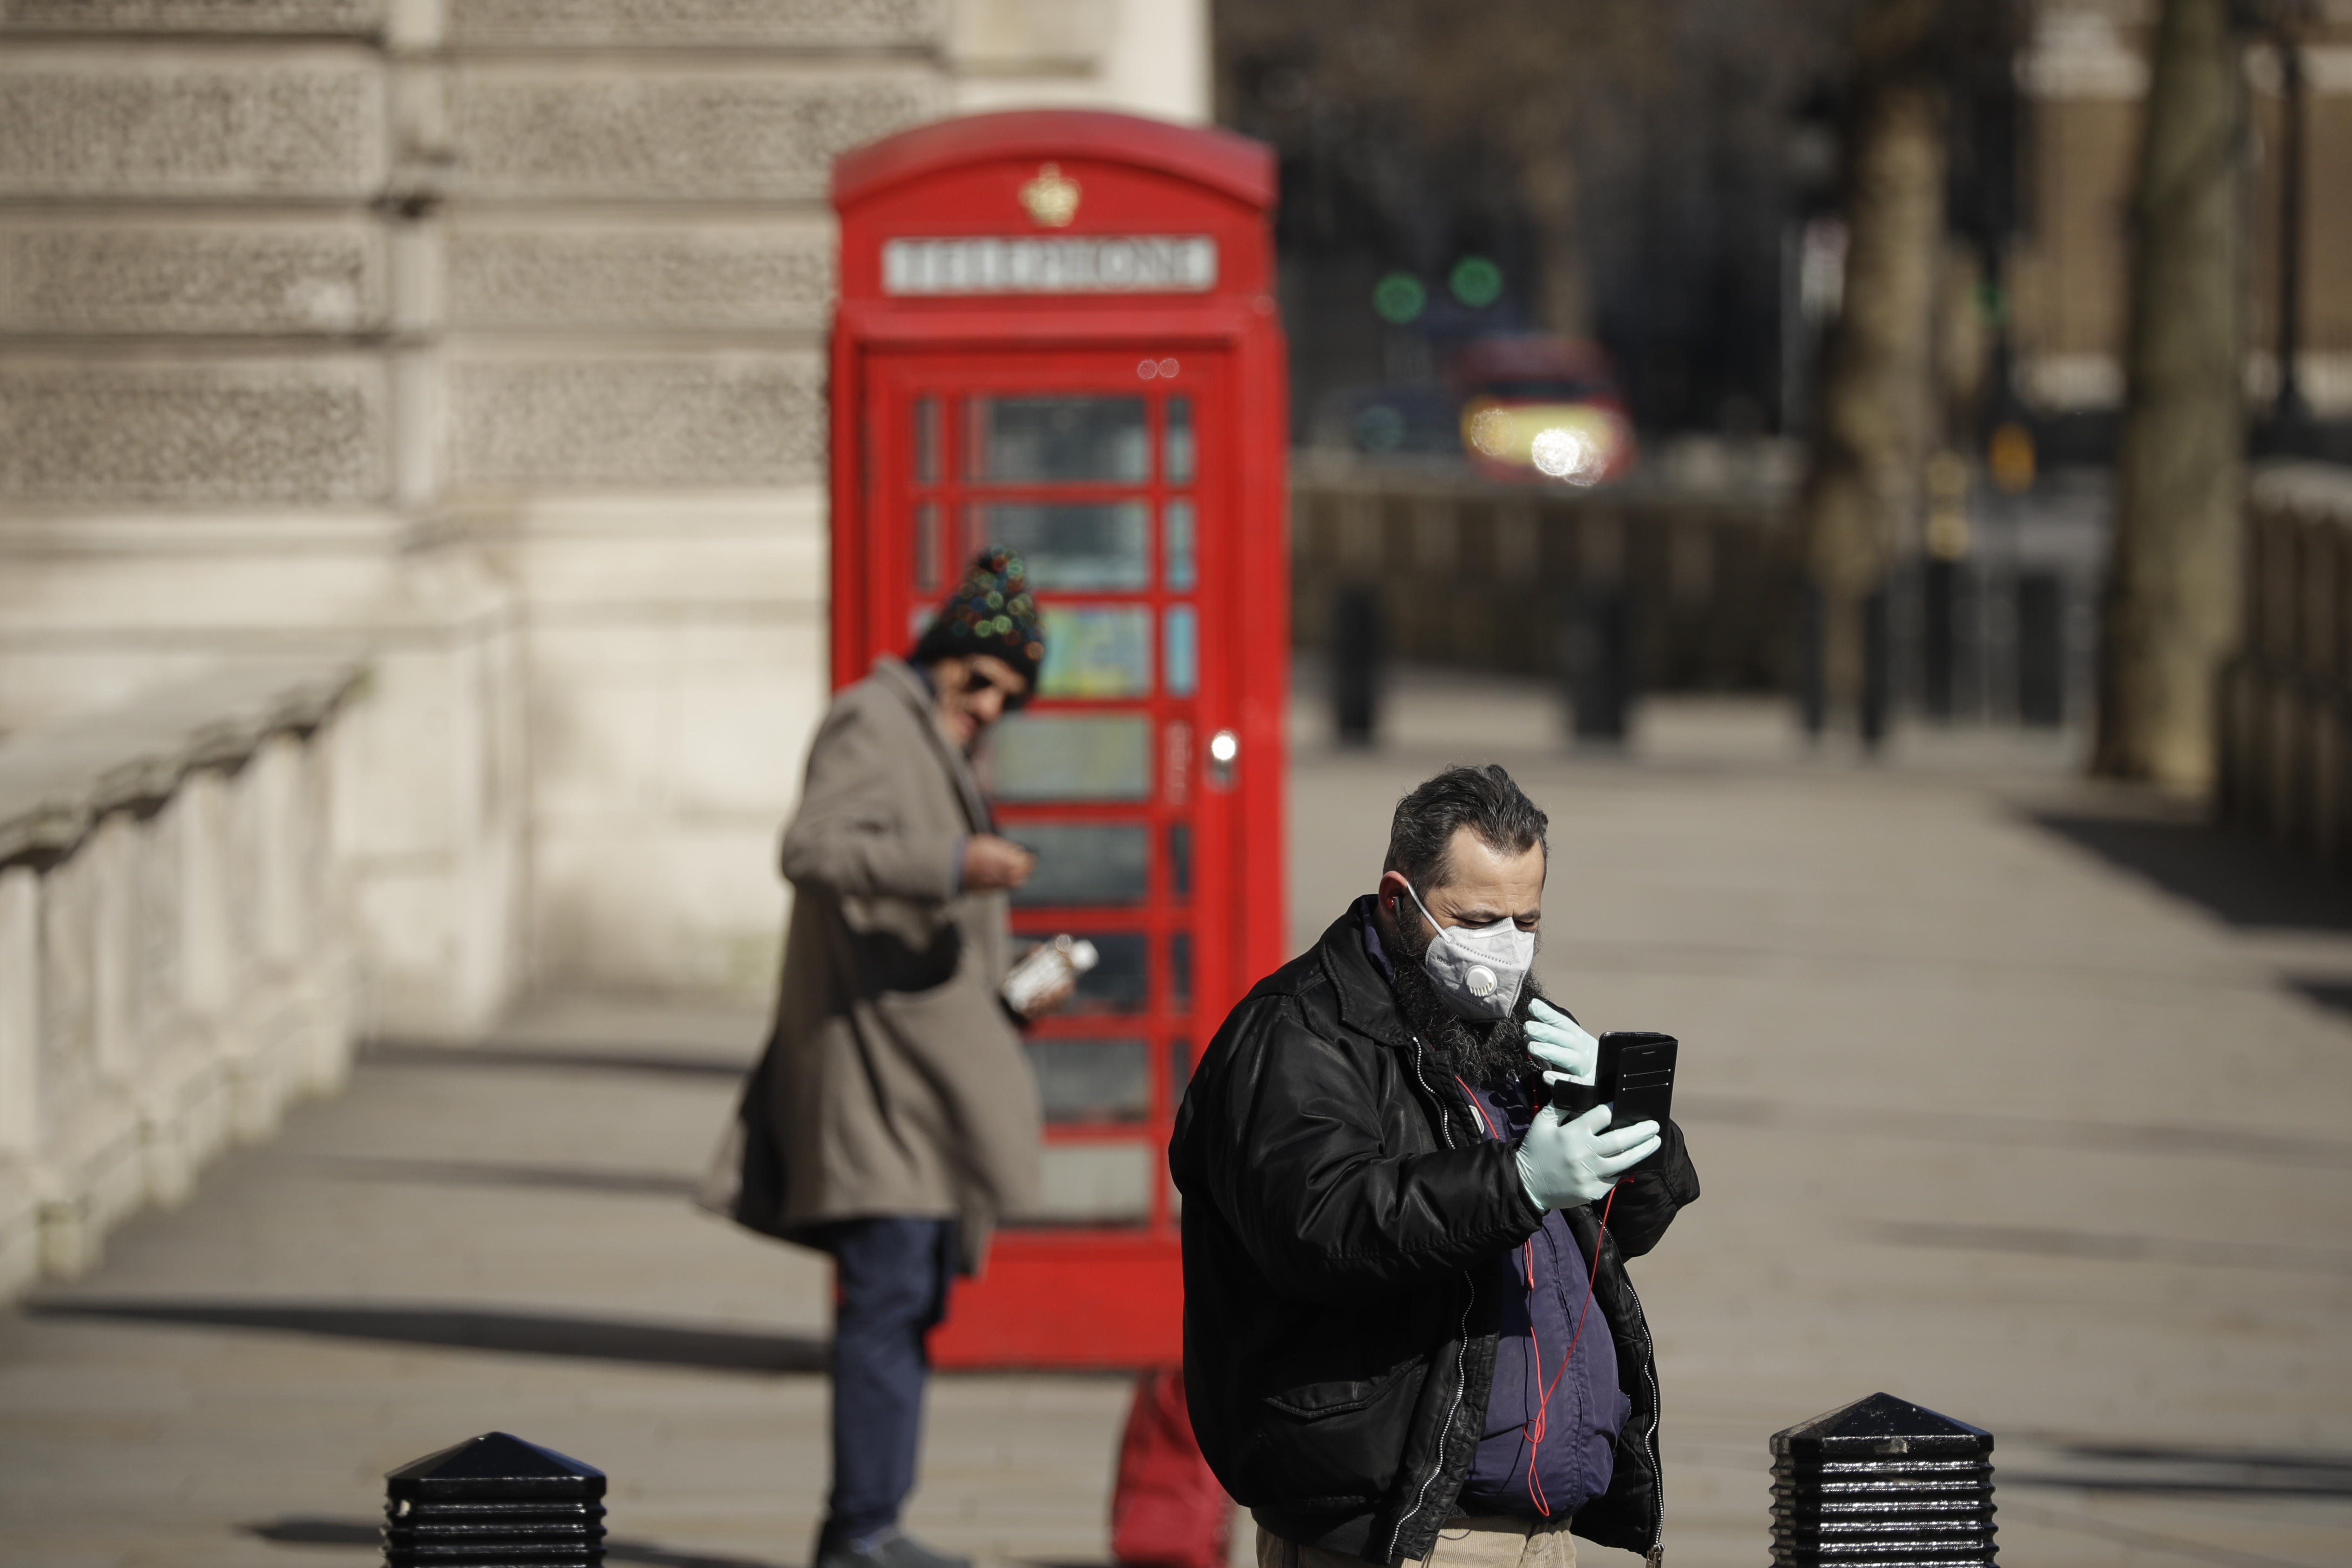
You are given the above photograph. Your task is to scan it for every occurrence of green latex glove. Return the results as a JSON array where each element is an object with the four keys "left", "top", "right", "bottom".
[
  {"left": 1524, "top": 997, "right": 1597, "bottom": 1086},
  {"left": 1515, "top": 1101, "right": 1659, "bottom": 1210}
]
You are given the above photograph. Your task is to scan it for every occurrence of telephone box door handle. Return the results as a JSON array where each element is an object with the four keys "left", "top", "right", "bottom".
[{"left": 1207, "top": 728, "right": 1239, "bottom": 791}]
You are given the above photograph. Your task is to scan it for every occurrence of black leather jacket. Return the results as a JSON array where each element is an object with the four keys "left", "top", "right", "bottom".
[{"left": 1170, "top": 898, "right": 1699, "bottom": 1566}]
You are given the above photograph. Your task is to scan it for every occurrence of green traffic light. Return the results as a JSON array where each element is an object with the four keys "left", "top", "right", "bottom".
[
  {"left": 1449, "top": 256, "right": 1503, "bottom": 308},
  {"left": 1373, "top": 272, "right": 1427, "bottom": 325}
]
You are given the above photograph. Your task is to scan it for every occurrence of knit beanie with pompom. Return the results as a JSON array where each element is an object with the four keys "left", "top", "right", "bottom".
[{"left": 910, "top": 545, "right": 1045, "bottom": 686}]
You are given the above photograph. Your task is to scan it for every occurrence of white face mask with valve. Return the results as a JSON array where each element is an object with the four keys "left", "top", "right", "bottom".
[{"left": 1400, "top": 880, "right": 1536, "bottom": 1019}]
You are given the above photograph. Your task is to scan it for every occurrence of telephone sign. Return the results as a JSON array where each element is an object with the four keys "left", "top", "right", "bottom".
[{"left": 829, "top": 111, "right": 1287, "bottom": 1367}]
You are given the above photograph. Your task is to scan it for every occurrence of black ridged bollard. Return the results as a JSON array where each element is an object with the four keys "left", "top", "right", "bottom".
[
  {"left": 1332, "top": 584, "right": 1382, "bottom": 747},
  {"left": 383, "top": 1431, "right": 607, "bottom": 1567},
  {"left": 1859, "top": 586, "right": 1890, "bottom": 751},
  {"left": 2016, "top": 572, "right": 2065, "bottom": 728},
  {"left": 1921, "top": 560, "right": 1960, "bottom": 721},
  {"left": 1769, "top": 1392, "right": 1996, "bottom": 1566},
  {"left": 1798, "top": 581, "right": 1826, "bottom": 737},
  {"left": 1565, "top": 584, "right": 1631, "bottom": 743}
]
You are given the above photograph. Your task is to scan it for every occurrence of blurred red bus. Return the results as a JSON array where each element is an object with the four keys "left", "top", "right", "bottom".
[{"left": 1453, "top": 335, "right": 1637, "bottom": 486}]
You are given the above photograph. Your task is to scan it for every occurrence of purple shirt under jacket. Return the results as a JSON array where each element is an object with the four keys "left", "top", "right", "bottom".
[
  {"left": 1455, "top": 1079, "right": 1627, "bottom": 1521},
  {"left": 1362, "top": 921, "right": 1627, "bottom": 1522}
]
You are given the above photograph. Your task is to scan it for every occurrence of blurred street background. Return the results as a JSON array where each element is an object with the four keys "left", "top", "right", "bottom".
[
  {"left": 7, "top": 673, "right": 2352, "bottom": 1567},
  {"left": 6, "top": 0, "right": 2352, "bottom": 1565}
]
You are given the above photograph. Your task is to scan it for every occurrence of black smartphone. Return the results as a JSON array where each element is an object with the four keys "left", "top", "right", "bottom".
[{"left": 1550, "top": 1032, "right": 1677, "bottom": 1168}]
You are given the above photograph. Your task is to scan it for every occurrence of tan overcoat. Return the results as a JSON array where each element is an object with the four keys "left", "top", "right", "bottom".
[{"left": 703, "top": 658, "right": 1042, "bottom": 1272}]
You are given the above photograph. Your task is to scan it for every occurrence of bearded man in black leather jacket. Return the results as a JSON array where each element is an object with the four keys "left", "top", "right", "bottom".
[{"left": 1171, "top": 766, "right": 1699, "bottom": 1568}]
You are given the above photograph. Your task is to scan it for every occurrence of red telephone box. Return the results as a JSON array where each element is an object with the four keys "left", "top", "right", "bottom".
[{"left": 829, "top": 112, "right": 1288, "bottom": 1368}]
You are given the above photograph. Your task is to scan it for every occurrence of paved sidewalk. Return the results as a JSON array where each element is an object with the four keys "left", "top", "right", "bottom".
[
  {"left": 5, "top": 669, "right": 2351, "bottom": 1568},
  {"left": 1292, "top": 667, "right": 2352, "bottom": 1568}
]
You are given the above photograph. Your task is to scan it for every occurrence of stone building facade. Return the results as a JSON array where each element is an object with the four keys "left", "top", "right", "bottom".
[
  {"left": 2011, "top": 0, "right": 2352, "bottom": 423},
  {"left": 0, "top": 0, "right": 1209, "bottom": 1037}
]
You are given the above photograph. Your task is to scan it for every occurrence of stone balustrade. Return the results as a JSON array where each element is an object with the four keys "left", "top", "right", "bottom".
[
  {"left": 0, "top": 659, "right": 362, "bottom": 1297},
  {"left": 2217, "top": 464, "right": 2352, "bottom": 864},
  {"left": 1289, "top": 446, "right": 1803, "bottom": 692}
]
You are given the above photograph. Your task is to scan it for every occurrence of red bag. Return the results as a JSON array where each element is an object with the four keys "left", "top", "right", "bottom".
[{"left": 1110, "top": 1366, "right": 1232, "bottom": 1568}]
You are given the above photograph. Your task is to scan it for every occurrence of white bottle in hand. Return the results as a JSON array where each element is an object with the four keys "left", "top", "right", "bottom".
[{"left": 1002, "top": 934, "right": 1099, "bottom": 1015}]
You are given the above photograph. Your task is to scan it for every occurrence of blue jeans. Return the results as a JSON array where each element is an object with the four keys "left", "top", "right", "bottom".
[{"left": 812, "top": 1217, "right": 959, "bottom": 1550}]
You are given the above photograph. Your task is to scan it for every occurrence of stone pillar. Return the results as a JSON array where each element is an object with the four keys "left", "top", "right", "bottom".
[
  {"left": 255, "top": 740, "right": 305, "bottom": 977},
  {"left": 0, "top": 865, "right": 38, "bottom": 1294},
  {"left": 0, "top": 867, "right": 38, "bottom": 1161},
  {"left": 88, "top": 817, "right": 135, "bottom": 1102}
]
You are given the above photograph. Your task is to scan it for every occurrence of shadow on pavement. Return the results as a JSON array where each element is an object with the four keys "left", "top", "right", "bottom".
[
  {"left": 360, "top": 1040, "right": 755, "bottom": 1079},
  {"left": 2025, "top": 809, "right": 2352, "bottom": 931},
  {"left": 1679, "top": 1092, "right": 2352, "bottom": 1169},
  {"left": 28, "top": 1300, "right": 828, "bottom": 1373},
  {"left": 314, "top": 1155, "right": 702, "bottom": 1198},
  {"left": 1867, "top": 1219, "right": 2352, "bottom": 1276},
  {"left": 243, "top": 1515, "right": 789, "bottom": 1567},
  {"left": 2291, "top": 978, "right": 2352, "bottom": 1020},
  {"left": 2004, "top": 1441, "right": 2352, "bottom": 1498}
]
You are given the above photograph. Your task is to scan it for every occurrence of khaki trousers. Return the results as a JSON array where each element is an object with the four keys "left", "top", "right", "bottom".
[{"left": 1257, "top": 1516, "right": 1576, "bottom": 1568}]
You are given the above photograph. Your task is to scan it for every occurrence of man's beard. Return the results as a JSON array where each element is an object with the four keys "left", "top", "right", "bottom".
[{"left": 1387, "top": 916, "right": 1548, "bottom": 1091}]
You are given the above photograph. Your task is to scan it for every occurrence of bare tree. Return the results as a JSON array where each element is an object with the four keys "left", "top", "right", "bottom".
[
  {"left": 2093, "top": 0, "right": 2248, "bottom": 790},
  {"left": 1216, "top": 0, "right": 1856, "bottom": 425},
  {"left": 1216, "top": 0, "right": 1679, "bottom": 338},
  {"left": 1797, "top": 0, "right": 1945, "bottom": 740},
  {"left": 1499, "top": 85, "right": 1591, "bottom": 336}
]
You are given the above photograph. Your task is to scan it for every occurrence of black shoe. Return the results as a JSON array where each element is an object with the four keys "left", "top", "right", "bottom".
[{"left": 814, "top": 1529, "right": 973, "bottom": 1568}]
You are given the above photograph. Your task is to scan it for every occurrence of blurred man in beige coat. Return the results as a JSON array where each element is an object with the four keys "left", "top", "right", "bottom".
[{"left": 707, "top": 548, "right": 1060, "bottom": 1568}]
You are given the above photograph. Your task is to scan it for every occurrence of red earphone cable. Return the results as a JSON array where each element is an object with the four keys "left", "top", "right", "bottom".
[
  {"left": 1523, "top": 1183, "right": 1614, "bottom": 1516},
  {"left": 1452, "top": 1077, "right": 1617, "bottom": 1519}
]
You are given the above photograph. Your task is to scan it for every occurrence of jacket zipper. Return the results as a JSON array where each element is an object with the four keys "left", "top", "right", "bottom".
[
  {"left": 1387, "top": 1036, "right": 1475, "bottom": 1564},
  {"left": 1617, "top": 1257, "right": 1665, "bottom": 1566},
  {"left": 1394, "top": 1044, "right": 1666, "bottom": 1564}
]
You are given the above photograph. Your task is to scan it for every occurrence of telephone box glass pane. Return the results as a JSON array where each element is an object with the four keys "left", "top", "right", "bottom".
[
  {"left": 1163, "top": 605, "right": 1197, "bottom": 697},
  {"left": 991, "top": 714, "right": 1151, "bottom": 800},
  {"left": 1063, "top": 932, "right": 1149, "bottom": 1013},
  {"left": 1029, "top": 1038, "right": 1150, "bottom": 1122},
  {"left": 971, "top": 396, "right": 1148, "bottom": 483},
  {"left": 1162, "top": 720, "right": 1192, "bottom": 806},
  {"left": 1165, "top": 396, "right": 1196, "bottom": 485},
  {"left": 1009, "top": 824, "right": 1149, "bottom": 907},
  {"left": 979, "top": 502, "right": 1150, "bottom": 590},
  {"left": 913, "top": 396, "right": 941, "bottom": 485},
  {"left": 1167, "top": 822, "right": 1191, "bottom": 900},
  {"left": 1170, "top": 1038, "right": 1194, "bottom": 1105},
  {"left": 1028, "top": 1145, "right": 1151, "bottom": 1221},
  {"left": 915, "top": 502, "right": 944, "bottom": 592},
  {"left": 1039, "top": 606, "right": 1152, "bottom": 698},
  {"left": 1165, "top": 498, "right": 1197, "bottom": 591},
  {"left": 1169, "top": 930, "right": 1192, "bottom": 1008}
]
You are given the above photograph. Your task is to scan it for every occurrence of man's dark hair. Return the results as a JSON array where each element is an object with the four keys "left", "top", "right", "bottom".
[{"left": 1382, "top": 764, "right": 1548, "bottom": 889}]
